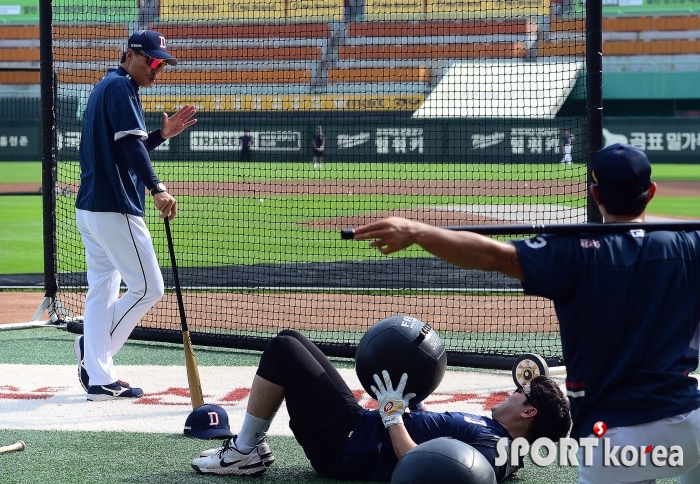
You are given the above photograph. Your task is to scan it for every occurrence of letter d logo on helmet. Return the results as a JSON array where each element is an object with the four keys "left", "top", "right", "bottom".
[{"left": 184, "top": 404, "right": 234, "bottom": 440}]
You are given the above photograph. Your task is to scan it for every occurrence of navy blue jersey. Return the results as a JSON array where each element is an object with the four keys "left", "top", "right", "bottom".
[
  {"left": 239, "top": 135, "right": 252, "bottom": 153},
  {"left": 339, "top": 410, "right": 517, "bottom": 482},
  {"left": 513, "top": 230, "right": 700, "bottom": 438},
  {"left": 313, "top": 132, "right": 325, "bottom": 148},
  {"left": 76, "top": 67, "right": 150, "bottom": 216}
]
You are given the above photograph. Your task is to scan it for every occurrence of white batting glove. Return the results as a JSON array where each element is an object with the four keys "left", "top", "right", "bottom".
[{"left": 370, "top": 370, "right": 416, "bottom": 428}]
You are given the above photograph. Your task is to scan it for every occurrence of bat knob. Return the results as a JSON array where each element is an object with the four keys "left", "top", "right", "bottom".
[{"left": 341, "top": 229, "right": 355, "bottom": 240}]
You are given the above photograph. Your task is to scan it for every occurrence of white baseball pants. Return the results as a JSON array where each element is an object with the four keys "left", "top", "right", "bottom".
[
  {"left": 577, "top": 407, "right": 700, "bottom": 484},
  {"left": 76, "top": 209, "right": 164, "bottom": 385}
]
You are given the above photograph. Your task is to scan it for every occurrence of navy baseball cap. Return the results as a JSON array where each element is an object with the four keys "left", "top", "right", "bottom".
[
  {"left": 592, "top": 143, "right": 651, "bottom": 196},
  {"left": 184, "top": 404, "right": 234, "bottom": 439},
  {"left": 128, "top": 30, "right": 178, "bottom": 66}
]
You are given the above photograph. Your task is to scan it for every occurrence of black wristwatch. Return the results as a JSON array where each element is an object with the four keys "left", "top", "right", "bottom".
[{"left": 150, "top": 183, "right": 167, "bottom": 195}]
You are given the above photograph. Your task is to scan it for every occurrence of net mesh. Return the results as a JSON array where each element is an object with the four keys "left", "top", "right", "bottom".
[{"left": 51, "top": 0, "right": 588, "bottom": 366}]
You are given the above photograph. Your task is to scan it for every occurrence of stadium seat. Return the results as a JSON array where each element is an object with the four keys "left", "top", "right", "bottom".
[
  {"left": 153, "top": 23, "right": 332, "bottom": 39},
  {"left": 53, "top": 24, "right": 130, "bottom": 40},
  {"left": 327, "top": 67, "right": 430, "bottom": 83},
  {"left": 0, "top": 25, "right": 39, "bottom": 40},
  {"left": 339, "top": 43, "right": 527, "bottom": 60},
  {"left": 58, "top": 69, "right": 313, "bottom": 85}
]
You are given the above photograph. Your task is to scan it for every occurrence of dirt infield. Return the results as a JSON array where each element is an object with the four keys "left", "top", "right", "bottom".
[
  {"left": 0, "top": 291, "right": 559, "bottom": 334},
  {"left": 2, "top": 179, "right": 698, "bottom": 197},
  {"left": 1, "top": 178, "right": 697, "bottom": 331}
]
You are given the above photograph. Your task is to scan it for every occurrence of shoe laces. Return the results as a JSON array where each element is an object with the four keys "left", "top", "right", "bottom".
[
  {"left": 217, "top": 437, "right": 236, "bottom": 458},
  {"left": 116, "top": 380, "right": 131, "bottom": 388}
]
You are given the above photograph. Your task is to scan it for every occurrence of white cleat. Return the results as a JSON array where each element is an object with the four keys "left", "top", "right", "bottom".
[
  {"left": 192, "top": 437, "right": 267, "bottom": 476},
  {"left": 200, "top": 436, "right": 274, "bottom": 467}
]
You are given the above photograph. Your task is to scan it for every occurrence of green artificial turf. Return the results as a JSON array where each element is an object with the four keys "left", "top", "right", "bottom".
[{"left": 1, "top": 161, "right": 700, "bottom": 274}]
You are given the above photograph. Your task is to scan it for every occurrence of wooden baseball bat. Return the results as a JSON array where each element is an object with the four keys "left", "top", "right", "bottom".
[
  {"left": 0, "top": 441, "right": 25, "bottom": 454},
  {"left": 164, "top": 219, "right": 205, "bottom": 410},
  {"left": 341, "top": 221, "right": 700, "bottom": 239}
]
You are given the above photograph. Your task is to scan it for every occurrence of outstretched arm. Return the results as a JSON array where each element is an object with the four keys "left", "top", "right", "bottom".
[{"left": 353, "top": 217, "right": 524, "bottom": 281}]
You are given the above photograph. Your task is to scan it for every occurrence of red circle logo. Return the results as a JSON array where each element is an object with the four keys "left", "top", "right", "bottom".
[
  {"left": 592, "top": 421, "right": 607, "bottom": 438},
  {"left": 383, "top": 402, "right": 394, "bottom": 412}
]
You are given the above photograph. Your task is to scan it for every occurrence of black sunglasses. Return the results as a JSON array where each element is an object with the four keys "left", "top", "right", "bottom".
[{"left": 515, "top": 385, "right": 537, "bottom": 409}]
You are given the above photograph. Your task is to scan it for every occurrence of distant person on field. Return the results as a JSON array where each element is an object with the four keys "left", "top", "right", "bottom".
[
  {"left": 74, "top": 30, "right": 197, "bottom": 401},
  {"left": 239, "top": 130, "right": 254, "bottom": 161},
  {"left": 560, "top": 128, "right": 575, "bottom": 165},
  {"left": 312, "top": 125, "right": 325, "bottom": 168}
]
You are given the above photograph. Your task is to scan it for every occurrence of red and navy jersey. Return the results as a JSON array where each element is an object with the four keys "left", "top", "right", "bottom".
[
  {"left": 513, "top": 229, "right": 700, "bottom": 438},
  {"left": 76, "top": 67, "right": 151, "bottom": 216},
  {"left": 339, "top": 410, "right": 517, "bottom": 482}
]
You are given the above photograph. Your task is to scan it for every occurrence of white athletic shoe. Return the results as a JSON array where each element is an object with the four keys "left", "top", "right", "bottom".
[
  {"left": 191, "top": 437, "right": 266, "bottom": 476},
  {"left": 200, "top": 436, "right": 274, "bottom": 467}
]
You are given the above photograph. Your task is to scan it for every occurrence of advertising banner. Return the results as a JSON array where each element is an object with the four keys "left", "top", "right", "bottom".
[
  {"left": 140, "top": 94, "right": 425, "bottom": 113},
  {"left": 603, "top": 118, "right": 700, "bottom": 163},
  {"left": 53, "top": 0, "right": 137, "bottom": 23},
  {"left": 601, "top": 0, "right": 700, "bottom": 14},
  {"left": 0, "top": 0, "right": 38, "bottom": 23},
  {"left": 50, "top": 105, "right": 700, "bottom": 164},
  {"left": 0, "top": 121, "right": 41, "bottom": 161}
]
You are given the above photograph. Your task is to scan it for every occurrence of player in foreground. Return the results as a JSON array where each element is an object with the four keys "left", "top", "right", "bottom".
[
  {"left": 190, "top": 329, "right": 570, "bottom": 480},
  {"left": 353, "top": 143, "right": 700, "bottom": 483},
  {"left": 74, "top": 30, "right": 197, "bottom": 401}
]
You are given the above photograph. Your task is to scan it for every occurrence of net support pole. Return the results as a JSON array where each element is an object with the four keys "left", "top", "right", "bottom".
[
  {"left": 586, "top": 0, "right": 604, "bottom": 223},
  {"left": 39, "top": 0, "right": 58, "bottom": 305}
]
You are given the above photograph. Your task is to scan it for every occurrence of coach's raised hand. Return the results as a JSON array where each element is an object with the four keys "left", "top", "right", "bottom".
[{"left": 160, "top": 104, "right": 198, "bottom": 139}]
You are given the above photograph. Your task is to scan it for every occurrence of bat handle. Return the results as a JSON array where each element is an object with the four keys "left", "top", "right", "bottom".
[{"left": 0, "top": 440, "right": 25, "bottom": 454}]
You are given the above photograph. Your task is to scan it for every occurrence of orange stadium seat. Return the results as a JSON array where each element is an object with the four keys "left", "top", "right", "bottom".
[
  {"left": 348, "top": 19, "right": 535, "bottom": 37},
  {"left": 53, "top": 24, "right": 129, "bottom": 40},
  {"left": 327, "top": 67, "right": 431, "bottom": 83},
  {"left": 603, "top": 15, "right": 700, "bottom": 32},
  {"left": 604, "top": 39, "right": 700, "bottom": 55},
  {"left": 537, "top": 40, "right": 586, "bottom": 57},
  {"left": 54, "top": 46, "right": 322, "bottom": 63},
  {"left": 0, "top": 25, "right": 39, "bottom": 39},
  {"left": 550, "top": 18, "right": 585, "bottom": 34},
  {"left": 339, "top": 43, "right": 527, "bottom": 60},
  {"left": 0, "top": 70, "right": 39, "bottom": 84},
  {"left": 58, "top": 69, "right": 313, "bottom": 85},
  {"left": 0, "top": 48, "right": 40, "bottom": 62}
]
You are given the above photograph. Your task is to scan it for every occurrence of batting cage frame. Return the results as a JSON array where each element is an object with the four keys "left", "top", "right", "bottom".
[{"left": 35, "top": 0, "right": 606, "bottom": 370}]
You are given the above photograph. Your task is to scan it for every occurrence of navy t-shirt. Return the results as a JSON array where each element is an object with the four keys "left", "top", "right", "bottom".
[
  {"left": 76, "top": 67, "right": 151, "bottom": 216},
  {"left": 339, "top": 410, "right": 518, "bottom": 482},
  {"left": 513, "top": 229, "right": 700, "bottom": 438}
]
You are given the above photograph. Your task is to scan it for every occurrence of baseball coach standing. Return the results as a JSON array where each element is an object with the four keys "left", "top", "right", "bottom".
[{"left": 74, "top": 30, "right": 197, "bottom": 401}]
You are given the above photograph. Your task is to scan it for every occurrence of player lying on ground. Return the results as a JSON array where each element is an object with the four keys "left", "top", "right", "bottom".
[
  {"left": 352, "top": 143, "right": 700, "bottom": 484},
  {"left": 190, "top": 329, "right": 571, "bottom": 481}
]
